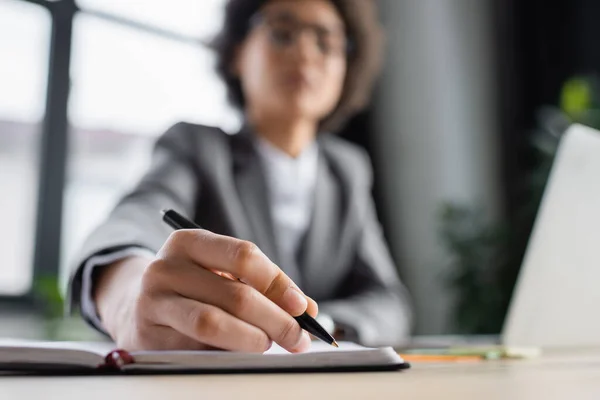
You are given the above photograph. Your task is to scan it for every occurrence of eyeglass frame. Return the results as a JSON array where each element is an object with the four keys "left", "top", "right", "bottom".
[{"left": 248, "top": 11, "right": 355, "bottom": 58}]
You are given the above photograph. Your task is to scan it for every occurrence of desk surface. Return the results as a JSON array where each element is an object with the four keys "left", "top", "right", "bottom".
[{"left": 3, "top": 349, "right": 600, "bottom": 400}]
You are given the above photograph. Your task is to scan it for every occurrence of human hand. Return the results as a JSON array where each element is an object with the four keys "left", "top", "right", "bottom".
[{"left": 95, "top": 229, "right": 318, "bottom": 353}]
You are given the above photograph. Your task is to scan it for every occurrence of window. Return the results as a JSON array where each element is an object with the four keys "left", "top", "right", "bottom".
[
  {"left": 0, "top": 1, "right": 51, "bottom": 295},
  {"left": 0, "top": 0, "right": 235, "bottom": 297},
  {"left": 76, "top": 0, "right": 226, "bottom": 39},
  {"left": 61, "top": 7, "right": 237, "bottom": 279}
]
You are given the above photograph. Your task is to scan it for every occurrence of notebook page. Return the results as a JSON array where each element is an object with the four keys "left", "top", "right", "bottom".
[
  {"left": 127, "top": 342, "right": 403, "bottom": 371},
  {"left": 266, "top": 341, "right": 373, "bottom": 354},
  {"left": 0, "top": 339, "right": 114, "bottom": 368}
]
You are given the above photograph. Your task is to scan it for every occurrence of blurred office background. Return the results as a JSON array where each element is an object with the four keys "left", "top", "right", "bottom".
[{"left": 1, "top": 0, "right": 599, "bottom": 340}]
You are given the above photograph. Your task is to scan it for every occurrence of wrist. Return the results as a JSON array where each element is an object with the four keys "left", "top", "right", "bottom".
[{"left": 95, "top": 256, "right": 149, "bottom": 339}]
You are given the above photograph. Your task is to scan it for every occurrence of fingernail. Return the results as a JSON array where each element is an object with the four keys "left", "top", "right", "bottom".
[
  {"left": 282, "top": 286, "right": 308, "bottom": 315},
  {"left": 292, "top": 331, "right": 312, "bottom": 353},
  {"left": 263, "top": 340, "right": 273, "bottom": 353}
]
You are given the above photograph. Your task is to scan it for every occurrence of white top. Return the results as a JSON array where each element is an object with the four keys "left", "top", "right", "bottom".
[{"left": 253, "top": 136, "right": 319, "bottom": 269}]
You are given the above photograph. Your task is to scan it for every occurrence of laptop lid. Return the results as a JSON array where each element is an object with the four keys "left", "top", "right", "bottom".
[{"left": 502, "top": 124, "right": 600, "bottom": 347}]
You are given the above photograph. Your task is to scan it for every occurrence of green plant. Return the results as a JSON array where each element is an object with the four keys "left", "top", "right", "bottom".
[
  {"left": 33, "top": 275, "right": 64, "bottom": 319},
  {"left": 438, "top": 204, "right": 512, "bottom": 333},
  {"left": 32, "top": 274, "right": 65, "bottom": 339}
]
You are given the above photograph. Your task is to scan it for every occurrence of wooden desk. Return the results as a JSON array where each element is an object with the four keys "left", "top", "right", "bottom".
[{"left": 3, "top": 349, "right": 600, "bottom": 400}]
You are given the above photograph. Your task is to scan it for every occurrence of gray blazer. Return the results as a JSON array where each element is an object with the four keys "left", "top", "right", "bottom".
[{"left": 67, "top": 123, "right": 412, "bottom": 346}]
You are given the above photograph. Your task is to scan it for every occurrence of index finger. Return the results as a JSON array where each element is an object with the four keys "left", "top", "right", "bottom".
[{"left": 161, "top": 230, "right": 318, "bottom": 317}]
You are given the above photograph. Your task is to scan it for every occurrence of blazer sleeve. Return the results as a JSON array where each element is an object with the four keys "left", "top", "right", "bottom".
[
  {"left": 65, "top": 123, "right": 201, "bottom": 316},
  {"left": 319, "top": 152, "right": 413, "bottom": 347}
]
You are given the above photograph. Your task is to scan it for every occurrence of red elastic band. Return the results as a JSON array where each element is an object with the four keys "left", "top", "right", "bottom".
[{"left": 100, "top": 349, "right": 135, "bottom": 369}]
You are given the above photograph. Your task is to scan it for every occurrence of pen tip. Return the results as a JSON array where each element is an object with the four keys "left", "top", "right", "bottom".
[
  {"left": 161, "top": 209, "right": 168, "bottom": 216},
  {"left": 332, "top": 341, "right": 339, "bottom": 348}
]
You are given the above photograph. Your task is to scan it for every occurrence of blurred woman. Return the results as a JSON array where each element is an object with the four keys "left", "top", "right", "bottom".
[{"left": 68, "top": 0, "right": 412, "bottom": 353}]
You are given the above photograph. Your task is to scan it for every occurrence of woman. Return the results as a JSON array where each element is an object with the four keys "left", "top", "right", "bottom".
[{"left": 68, "top": 0, "right": 412, "bottom": 353}]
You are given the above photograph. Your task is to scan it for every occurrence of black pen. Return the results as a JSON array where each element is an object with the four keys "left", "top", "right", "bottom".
[{"left": 161, "top": 209, "right": 339, "bottom": 348}]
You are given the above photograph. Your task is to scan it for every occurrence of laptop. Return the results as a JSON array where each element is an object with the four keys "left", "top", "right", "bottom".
[{"left": 502, "top": 124, "right": 600, "bottom": 347}]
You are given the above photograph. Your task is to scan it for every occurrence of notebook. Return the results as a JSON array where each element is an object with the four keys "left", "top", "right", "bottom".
[{"left": 0, "top": 339, "right": 409, "bottom": 374}]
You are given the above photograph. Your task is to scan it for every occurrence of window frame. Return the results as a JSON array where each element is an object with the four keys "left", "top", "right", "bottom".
[{"left": 0, "top": 0, "right": 204, "bottom": 307}]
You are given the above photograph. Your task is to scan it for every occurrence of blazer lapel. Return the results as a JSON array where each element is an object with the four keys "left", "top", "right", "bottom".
[
  {"left": 298, "top": 136, "right": 361, "bottom": 298},
  {"left": 298, "top": 150, "right": 349, "bottom": 297},
  {"left": 230, "top": 131, "right": 283, "bottom": 268},
  {"left": 192, "top": 127, "right": 253, "bottom": 243},
  {"left": 323, "top": 140, "right": 364, "bottom": 267}
]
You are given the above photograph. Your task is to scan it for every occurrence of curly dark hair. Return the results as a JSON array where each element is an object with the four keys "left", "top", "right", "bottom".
[{"left": 211, "top": 0, "right": 384, "bottom": 132}]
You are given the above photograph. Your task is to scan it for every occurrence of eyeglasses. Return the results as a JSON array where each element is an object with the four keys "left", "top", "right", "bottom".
[{"left": 249, "top": 12, "right": 353, "bottom": 58}]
